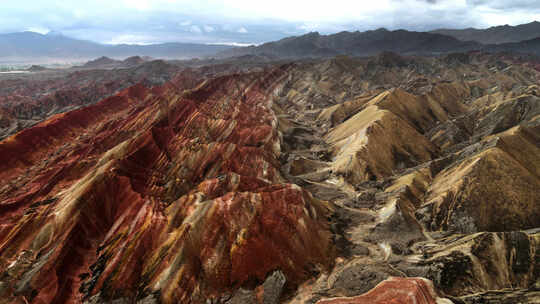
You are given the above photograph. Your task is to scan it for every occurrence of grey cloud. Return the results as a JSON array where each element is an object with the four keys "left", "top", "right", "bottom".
[{"left": 466, "top": 0, "right": 540, "bottom": 10}]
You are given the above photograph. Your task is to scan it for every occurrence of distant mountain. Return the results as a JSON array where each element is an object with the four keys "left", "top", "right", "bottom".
[
  {"left": 83, "top": 56, "right": 120, "bottom": 68},
  {"left": 431, "top": 21, "right": 540, "bottom": 44},
  {"left": 26, "top": 65, "right": 47, "bottom": 71},
  {"left": 0, "top": 31, "right": 234, "bottom": 62},
  {"left": 78, "top": 56, "right": 152, "bottom": 69},
  {"left": 483, "top": 37, "right": 540, "bottom": 56},
  {"left": 123, "top": 55, "right": 146, "bottom": 66},
  {"left": 4, "top": 22, "right": 540, "bottom": 64},
  {"left": 218, "top": 29, "right": 482, "bottom": 59},
  {"left": 0, "top": 32, "right": 102, "bottom": 59}
]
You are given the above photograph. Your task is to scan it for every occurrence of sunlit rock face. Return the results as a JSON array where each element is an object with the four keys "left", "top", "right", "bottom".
[{"left": 0, "top": 65, "right": 334, "bottom": 303}]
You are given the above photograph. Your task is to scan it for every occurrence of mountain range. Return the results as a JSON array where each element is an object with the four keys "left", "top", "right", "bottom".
[
  {"left": 220, "top": 22, "right": 540, "bottom": 58},
  {"left": 217, "top": 29, "right": 483, "bottom": 58},
  {"left": 0, "top": 21, "right": 539, "bottom": 63},
  {"left": 431, "top": 21, "right": 540, "bottom": 44},
  {"left": 0, "top": 31, "right": 233, "bottom": 63}
]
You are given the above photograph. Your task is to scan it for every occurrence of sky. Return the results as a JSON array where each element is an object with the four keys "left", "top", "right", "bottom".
[{"left": 0, "top": 0, "right": 539, "bottom": 45}]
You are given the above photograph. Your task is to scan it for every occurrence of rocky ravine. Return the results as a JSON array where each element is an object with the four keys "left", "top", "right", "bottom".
[{"left": 0, "top": 52, "right": 539, "bottom": 303}]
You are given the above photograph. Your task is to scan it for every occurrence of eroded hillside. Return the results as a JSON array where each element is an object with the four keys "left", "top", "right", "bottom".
[{"left": 0, "top": 52, "right": 539, "bottom": 303}]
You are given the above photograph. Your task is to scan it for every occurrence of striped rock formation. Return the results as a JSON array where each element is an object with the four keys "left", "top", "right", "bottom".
[{"left": 0, "top": 66, "right": 334, "bottom": 303}]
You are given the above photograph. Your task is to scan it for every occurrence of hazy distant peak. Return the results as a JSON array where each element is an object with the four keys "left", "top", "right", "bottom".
[
  {"left": 431, "top": 21, "right": 540, "bottom": 44},
  {"left": 46, "top": 30, "right": 64, "bottom": 37},
  {"left": 20, "top": 31, "right": 45, "bottom": 36},
  {"left": 303, "top": 32, "right": 321, "bottom": 37}
]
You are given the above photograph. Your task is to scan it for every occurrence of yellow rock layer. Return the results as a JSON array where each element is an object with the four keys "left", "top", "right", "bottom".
[
  {"left": 424, "top": 146, "right": 540, "bottom": 232},
  {"left": 326, "top": 104, "right": 437, "bottom": 185}
]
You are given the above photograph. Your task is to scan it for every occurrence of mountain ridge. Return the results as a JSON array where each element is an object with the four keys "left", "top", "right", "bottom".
[
  {"left": 2, "top": 21, "right": 540, "bottom": 63},
  {"left": 0, "top": 31, "right": 234, "bottom": 62},
  {"left": 219, "top": 24, "right": 540, "bottom": 59},
  {"left": 432, "top": 21, "right": 540, "bottom": 44},
  {"left": 218, "top": 29, "right": 483, "bottom": 58}
]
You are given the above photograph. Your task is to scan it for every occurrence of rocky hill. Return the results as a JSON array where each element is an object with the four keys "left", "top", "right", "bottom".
[
  {"left": 0, "top": 52, "right": 539, "bottom": 303},
  {"left": 82, "top": 56, "right": 121, "bottom": 68}
]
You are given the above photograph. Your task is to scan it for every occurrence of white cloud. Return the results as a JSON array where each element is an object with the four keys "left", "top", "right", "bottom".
[
  {"left": 221, "top": 24, "right": 234, "bottom": 31},
  {"left": 203, "top": 25, "right": 215, "bottom": 32},
  {"left": 106, "top": 34, "right": 154, "bottom": 45},
  {"left": 25, "top": 27, "right": 50, "bottom": 34},
  {"left": 179, "top": 20, "right": 192, "bottom": 26},
  {"left": 190, "top": 25, "right": 202, "bottom": 33},
  {"left": 122, "top": 0, "right": 151, "bottom": 11},
  {"left": 72, "top": 9, "right": 85, "bottom": 19},
  {"left": 206, "top": 41, "right": 259, "bottom": 47},
  {"left": 211, "top": 0, "right": 395, "bottom": 23},
  {"left": 237, "top": 27, "right": 248, "bottom": 33}
]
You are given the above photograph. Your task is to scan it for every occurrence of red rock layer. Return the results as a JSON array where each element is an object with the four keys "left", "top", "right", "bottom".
[
  {"left": 0, "top": 65, "right": 334, "bottom": 303},
  {"left": 316, "top": 277, "right": 450, "bottom": 304}
]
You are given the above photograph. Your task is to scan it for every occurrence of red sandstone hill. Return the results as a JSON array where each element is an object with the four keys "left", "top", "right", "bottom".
[{"left": 0, "top": 65, "right": 334, "bottom": 304}]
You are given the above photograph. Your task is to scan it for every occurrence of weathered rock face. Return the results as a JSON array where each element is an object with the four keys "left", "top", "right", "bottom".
[
  {"left": 272, "top": 53, "right": 539, "bottom": 304},
  {"left": 458, "top": 289, "right": 540, "bottom": 304},
  {"left": 0, "top": 66, "right": 334, "bottom": 303},
  {"left": 315, "top": 277, "right": 453, "bottom": 304},
  {"left": 1, "top": 52, "right": 539, "bottom": 304},
  {"left": 420, "top": 145, "right": 540, "bottom": 233},
  {"left": 418, "top": 231, "right": 539, "bottom": 296},
  {"left": 325, "top": 98, "right": 438, "bottom": 185}
]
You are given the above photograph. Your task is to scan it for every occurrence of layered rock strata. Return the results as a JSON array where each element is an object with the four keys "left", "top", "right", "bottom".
[{"left": 0, "top": 66, "right": 334, "bottom": 303}]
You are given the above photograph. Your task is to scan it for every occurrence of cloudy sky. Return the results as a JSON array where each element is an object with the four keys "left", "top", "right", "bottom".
[{"left": 1, "top": 0, "right": 539, "bottom": 45}]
